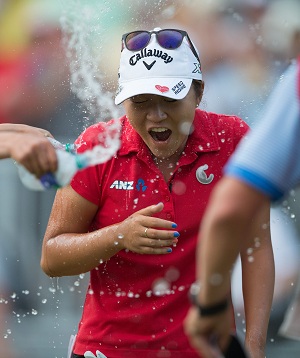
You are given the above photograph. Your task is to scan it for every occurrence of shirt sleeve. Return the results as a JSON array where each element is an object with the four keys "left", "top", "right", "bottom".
[{"left": 225, "top": 62, "right": 300, "bottom": 201}]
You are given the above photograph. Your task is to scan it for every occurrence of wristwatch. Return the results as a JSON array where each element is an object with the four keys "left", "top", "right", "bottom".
[{"left": 189, "top": 281, "right": 229, "bottom": 317}]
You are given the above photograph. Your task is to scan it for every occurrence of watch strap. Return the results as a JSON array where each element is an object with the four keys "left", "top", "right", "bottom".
[{"left": 189, "top": 281, "right": 229, "bottom": 317}]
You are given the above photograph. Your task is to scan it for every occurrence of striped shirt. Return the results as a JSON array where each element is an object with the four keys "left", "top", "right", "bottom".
[{"left": 225, "top": 59, "right": 300, "bottom": 201}]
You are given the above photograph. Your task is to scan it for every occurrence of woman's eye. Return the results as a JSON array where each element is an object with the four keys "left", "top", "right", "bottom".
[
  {"left": 131, "top": 96, "right": 148, "bottom": 104},
  {"left": 132, "top": 100, "right": 147, "bottom": 104},
  {"left": 165, "top": 99, "right": 177, "bottom": 103}
]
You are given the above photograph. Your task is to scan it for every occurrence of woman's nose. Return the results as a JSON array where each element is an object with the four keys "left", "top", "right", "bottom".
[{"left": 146, "top": 105, "right": 167, "bottom": 122}]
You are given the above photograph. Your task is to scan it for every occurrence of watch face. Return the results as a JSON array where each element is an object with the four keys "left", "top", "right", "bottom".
[{"left": 223, "top": 335, "right": 248, "bottom": 358}]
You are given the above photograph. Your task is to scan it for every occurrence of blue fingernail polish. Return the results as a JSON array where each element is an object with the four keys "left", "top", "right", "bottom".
[
  {"left": 167, "top": 248, "right": 172, "bottom": 253},
  {"left": 173, "top": 232, "right": 180, "bottom": 238},
  {"left": 172, "top": 223, "right": 177, "bottom": 228}
]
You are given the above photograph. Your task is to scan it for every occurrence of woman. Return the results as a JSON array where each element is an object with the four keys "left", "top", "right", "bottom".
[{"left": 41, "top": 28, "right": 274, "bottom": 358}]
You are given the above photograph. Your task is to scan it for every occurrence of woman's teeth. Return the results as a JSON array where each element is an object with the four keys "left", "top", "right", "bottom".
[{"left": 150, "top": 128, "right": 172, "bottom": 141}]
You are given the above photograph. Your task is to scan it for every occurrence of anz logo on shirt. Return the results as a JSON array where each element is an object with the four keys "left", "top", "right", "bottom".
[{"left": 110, "top": 178, "right": 147, "bottom": 192}]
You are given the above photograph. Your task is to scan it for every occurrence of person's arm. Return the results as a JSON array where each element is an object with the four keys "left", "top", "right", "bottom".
[
  {"left": 41, "top": 186, "right": 179, "bottom": 277},
  {"left": 240, "top": 201, "right": 274, "bottom": 358},
  {"left": 0, "top": 123, "right": 52, "bottom": 137},
  {"left": 184, "top": 177, "right": 269, "bottom": 357}
]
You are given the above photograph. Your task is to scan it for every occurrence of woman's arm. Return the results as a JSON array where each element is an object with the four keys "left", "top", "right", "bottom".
[
  {"left": 240, "top": 201, "right": 274, "bottom": 358},
  {"left": 41, "top": 186, "right": 179, "bottom": 277}
]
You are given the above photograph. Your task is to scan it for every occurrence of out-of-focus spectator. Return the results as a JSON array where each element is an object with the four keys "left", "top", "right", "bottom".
[
  {"left": 161, "top": 0, "right": 277, "bottom": 124},
  {"left": 261, "top": 0, "right": 300, "bottom": 62},
  {"left": 0, "top": 0, "right": 85, "bottom": 142}
]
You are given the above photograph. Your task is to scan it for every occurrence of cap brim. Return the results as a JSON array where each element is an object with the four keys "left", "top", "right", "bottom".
[{"left": 115, "top": 78, "right": 193, "bottom": 105}]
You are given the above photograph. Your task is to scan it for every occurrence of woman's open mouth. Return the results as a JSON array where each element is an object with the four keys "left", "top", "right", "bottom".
[{"left": 149, "top": 128, "right": 172, "bottom": 142}]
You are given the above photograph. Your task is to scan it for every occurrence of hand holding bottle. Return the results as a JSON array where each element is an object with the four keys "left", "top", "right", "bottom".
[
  {"left": 1, "top": 131, "right": 58, "bottom": 177},
  {"left": 17, "top": 131, "right": 120, "bottom": 191},
  {"left": 17, "top": 139, "right": 88, "bottom": 191}
]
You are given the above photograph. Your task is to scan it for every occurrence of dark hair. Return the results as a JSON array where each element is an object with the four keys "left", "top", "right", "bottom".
[{"left": 192, "top": 80, "right": 205, "bottom": 103}]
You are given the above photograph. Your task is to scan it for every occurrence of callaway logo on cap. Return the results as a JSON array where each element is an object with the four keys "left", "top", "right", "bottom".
[{"left": 115, "top": 27, "right": 202, "bottom": 105}]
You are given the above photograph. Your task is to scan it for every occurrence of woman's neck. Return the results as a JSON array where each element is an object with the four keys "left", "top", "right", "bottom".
[{"left": 152, "top": 154, "right": 180, "bottom": 182}]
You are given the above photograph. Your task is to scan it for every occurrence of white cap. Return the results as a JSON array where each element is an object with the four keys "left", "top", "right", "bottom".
[{"left": 115, "top": 28, "right": 202, "bottom": 105}]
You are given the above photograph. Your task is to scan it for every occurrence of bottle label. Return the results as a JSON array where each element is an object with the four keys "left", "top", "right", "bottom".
[{"left": 40, "top": 173, "right": 60, "bottom": 189}]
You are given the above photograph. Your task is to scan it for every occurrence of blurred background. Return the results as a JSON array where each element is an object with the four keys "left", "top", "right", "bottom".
[{"left": 0, "top": 0, "right": 300, "bottom": 356}]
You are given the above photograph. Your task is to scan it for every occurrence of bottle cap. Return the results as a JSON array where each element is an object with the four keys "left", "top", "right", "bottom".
[
  {"left": 65, "top": 143, "right": 77, "bottom": 153},
  {"left": 75, "top": 154, "right": 88, "bottom": 170}
]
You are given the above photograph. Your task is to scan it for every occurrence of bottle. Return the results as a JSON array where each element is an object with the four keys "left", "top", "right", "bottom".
[
  {"left": 17, "top": 140, "right": 88, "bottom": 191},
  {"left": 47, "top": 137, "right": 77, "bottom": 153}
]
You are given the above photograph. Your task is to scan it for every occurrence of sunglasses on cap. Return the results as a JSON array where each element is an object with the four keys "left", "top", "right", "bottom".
[{"left": 121, "top": 29, "right": 201, "bottom": 64}]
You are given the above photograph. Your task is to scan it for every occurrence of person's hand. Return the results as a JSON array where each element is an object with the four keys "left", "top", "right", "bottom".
[
  {"left": 184, "top": 306, "right": 232, "bottom": 358},
  {"left": 116, "top": 202, "right": 179, "bottom": 254},
  {"left": 9, "top": 132, "right": 57, "bottom": 178}
]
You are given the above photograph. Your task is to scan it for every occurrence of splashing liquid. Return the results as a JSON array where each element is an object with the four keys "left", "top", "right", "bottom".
[
  {"left": 59, "top": 1, "right": 122, "bottom": 166},
  {"left": 58, "top": 0, "right": 177, "bottom": 167}
]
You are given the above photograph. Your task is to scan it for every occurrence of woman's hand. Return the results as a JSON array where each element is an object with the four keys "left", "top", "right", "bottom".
[{"left": 116, "top": 202, "right": 179, "bottom": 255}]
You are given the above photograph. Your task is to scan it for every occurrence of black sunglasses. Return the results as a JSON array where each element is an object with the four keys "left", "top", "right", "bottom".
[{"left": 121, "top": 29, "right": 200, "bottom": 64}]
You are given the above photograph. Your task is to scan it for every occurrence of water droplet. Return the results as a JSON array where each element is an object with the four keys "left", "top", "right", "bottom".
[
  {"left": 165, "top": 267, "right": 180, "bottom": 282},
  {"left": 209, "top": 273, "right": 223, "bottom": 286},
  {"left": 180, "top": 121, "right": 193, "bottom": 135},
  {"left": 172, "top": 180, "right": 186, "bottom": 195},
  {"left": 247, "top": 248, "right": 253, "bottom": 255},
  {"left": 152, "top": 278, "right": 170, "bottom": 296}
]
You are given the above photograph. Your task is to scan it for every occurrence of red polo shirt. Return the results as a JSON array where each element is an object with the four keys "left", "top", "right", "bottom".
[{"left": 71, "top": 109, "right": 248, "bottom": 357}]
